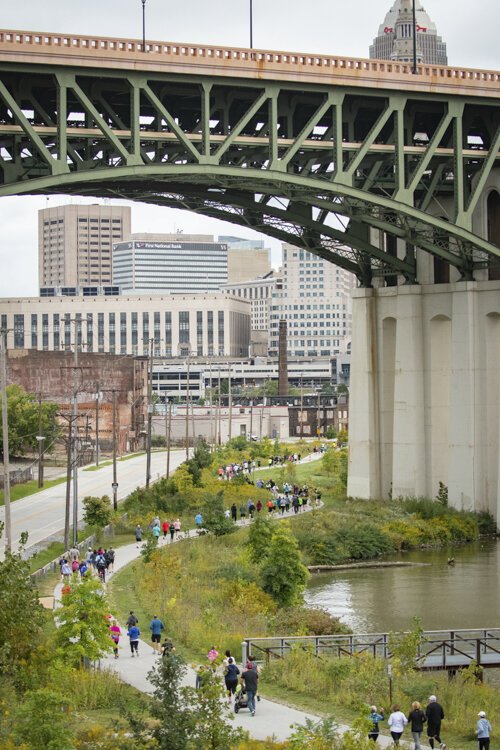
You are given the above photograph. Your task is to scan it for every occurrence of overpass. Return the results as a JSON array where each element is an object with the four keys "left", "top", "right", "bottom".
[{"left": 0, "top": 30, "right": 500, "bottom": 520}]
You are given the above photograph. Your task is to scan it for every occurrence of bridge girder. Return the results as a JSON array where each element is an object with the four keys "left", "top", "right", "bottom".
[{"left": 0, "top": 63, "right": 499, "bottom": 283}]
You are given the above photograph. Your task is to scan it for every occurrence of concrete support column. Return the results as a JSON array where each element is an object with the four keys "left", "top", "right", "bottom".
[
  {"left": 448, "top": 285, "right": 477, "bottom": 510},
  {"left": 391, "top": 287, "right": 426, "bottom": 497},
  {"left": 347, "top": 289, "right": 381, "bottom": 498}
]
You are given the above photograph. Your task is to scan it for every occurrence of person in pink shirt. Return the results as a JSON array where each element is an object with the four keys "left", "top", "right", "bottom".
[
  {"left": 109, "top": 620, "right": 121, "bottom": 659},
  {"left": 207, "top": 646, "right": 219, "bottom": 663}
]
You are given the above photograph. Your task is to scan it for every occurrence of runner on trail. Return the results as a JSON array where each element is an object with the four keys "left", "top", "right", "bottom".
[
  {"left": 149, "top": 615, "right": 165, "bottom": 653},
  {"left": 127, "top": 624, "right": 140, "bottom": 657},
  {"left": 109, "top": 619, "right": 121, "bottom": 659}
]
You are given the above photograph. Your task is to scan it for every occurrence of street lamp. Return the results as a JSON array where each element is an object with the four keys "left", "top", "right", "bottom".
[
  {"left": 36, "top": 435, "right": 45, "bottom": 488},
  {"left": 141, "top": 0, "right": 147, "bottom": 51},
  {"left": 412, "top": 0, "right": 417, "bottom": 74},
  {"left": 249, "top": 0, "right": 253, "bottom": 48}
]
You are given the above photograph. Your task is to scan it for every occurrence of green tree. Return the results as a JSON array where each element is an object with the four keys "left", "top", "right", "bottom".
[
  {"left": 246, "top": 512, "right": 274, "bottom": 564},
  {"left": 55, "top": 576, "right": 112, "bottom": 665},
  {"left": 260, "top": 524, "right": 309, "bottom": 607},
  {"left": 148, "top": 653, "right": 196, "bottom": 750},
  {"left": 0, "top": 529, "right": 43, "bottom": 682},
  {"left": 287, "top": 717, "right": 339, "bottom": 750},
  {"left": 82, "top": 495, "right": 112, "bottom": 528},
  {"left": 190, "top": 667, "right": 245, "bottom": 749},
  {"left": 13, "top": 687, "right": 75, "bottom": 750},
  {"left": 0, "top": 385, "right": 60, "bottom": 457},
  {"left": 202, "top": 491, "right": 235, "bottom": 537}
]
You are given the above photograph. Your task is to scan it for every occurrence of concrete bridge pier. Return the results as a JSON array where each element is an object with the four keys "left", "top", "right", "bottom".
[{"left": 348, "top": 281, "right": 500, "bottom": 525}]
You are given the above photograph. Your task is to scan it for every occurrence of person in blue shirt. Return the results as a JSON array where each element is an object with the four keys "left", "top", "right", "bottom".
[
  {"left": 368, "top": 706, "right": 385, "bottom": 742},
  {"left": 195, "top": 512, "right": 203, "bottom": 529},
  {"left": 149, "top": 615, "right": 165, "bottom": 653},
  {"left": 127, "top": 624, "right": 140, "bottom": 657},
  {"left": 476, "top": 711, "right": 491, "bottom": 750}
]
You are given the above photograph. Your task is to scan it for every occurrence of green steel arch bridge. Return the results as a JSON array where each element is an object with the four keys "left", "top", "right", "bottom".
[{"left": 0, "top": 29, "right": 500, "bottom": 286}]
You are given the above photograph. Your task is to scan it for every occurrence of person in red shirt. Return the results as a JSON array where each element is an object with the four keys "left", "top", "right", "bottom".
[{"left": 162, "top": 520, "right": 169, "bottom": 539}]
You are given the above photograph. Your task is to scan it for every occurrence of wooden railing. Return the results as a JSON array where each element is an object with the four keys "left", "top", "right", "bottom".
[{"left": 244, "top": 628, "right": 500, "bottom": 671}]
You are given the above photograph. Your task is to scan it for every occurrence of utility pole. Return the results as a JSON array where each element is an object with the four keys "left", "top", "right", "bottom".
[
  {"left": 208, "top": 361, "right": 214, "bottom": 451},
  {"left": 72, "top": 325, "right": 79, "bottom": 547},
  {"left": 64, "top": 423, "right": 72, "bottom": 552},
  {"left": 95, "top": 384, "right": 100, "bottom": 467},
  {"left": 37, "top": 392, "right": 44, "bottom": 488},
  {"left": 146, "top": 337, "right": 153, "bottom": 488},
  {"left": 141, "top": 0, "right": 147, "bottom": 50},
  {"left": 249, "top": 399, "right": 253, "bottom": 441},
  {"left": 300, "top": 373, "right": 304, "bottom": 440},
  {"left": 217, "top": 366, "right": 222, "bottom": 445},
  {"left": 0, "top": 328, "right": 12, "bottom": 552},
  {"left": 112, "top": 389, "right": 118, "bottom": 511},
  {"left": 185, "top": 355, "right": 190, "bottom": 460},
  {"left": 165, "top": 400, "right": 172, "bottom": 479},
  {"left": 412, "top": 0, "right": 417, "bottom": 74},
  {"left": 228, "top": 361, "right": 232, "bottom": 442}
]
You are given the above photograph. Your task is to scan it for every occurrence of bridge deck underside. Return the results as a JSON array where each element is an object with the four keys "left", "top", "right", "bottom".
[{"left": 0, "top": 61, "right": 499, "bottom": 283}]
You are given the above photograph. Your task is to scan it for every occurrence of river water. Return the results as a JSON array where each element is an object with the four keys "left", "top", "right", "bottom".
[{"left": 305, "top": 539, "right": 500, "bottom": 633}]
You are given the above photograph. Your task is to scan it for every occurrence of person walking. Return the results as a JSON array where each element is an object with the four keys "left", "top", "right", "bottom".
[
  {"left": 476, "top": 711, "right": 491, "bottom": 750},
  {"left": 408, "top": 701, "right": 427, "bottom": 750},
  {"left": 368, "top": 706, "right": 385, "bottom": 742},
  {"left": 135, "top": 524, "right": 143, "bottom": 547},
  {"left": 224, "top": 657, "right": 240, "bottom": 702},
  {"left": 388, "top": 704, "right": 408, "bottom": 746},
  {"left": 231, "top": 503, "right": 237, "bottom": 522},
  {"left": 162, "top": 519, "right": 169, "bottom": 539},
  {"left": 426, "top": 695, "right": 446, "bottom": 750},
  {"left": 109, "top": 619, "right": 121, "bottom": 659},
  {"left": 241, "top": 661, "right": 258, "bottom": 716},
  {"left": 105, "top": 547, "right": 115, "bottom": 573},
  {"left": 152, "top": 522, "right": 161, "bottom": 544},
  {"left": 195, "top": 512, "right": 203, "bottom": 530},
  {"left": 149, "top": 615, "right": 165, "bottom": 653},
  {"left": 126, "top": 611, "right": 138, "bottom": 629},
  {"left": 169, "top": 520, "right": 176, "bottom": 543},
  {"left": 127, "top": 623, "right": 140, "bottom": 656}
]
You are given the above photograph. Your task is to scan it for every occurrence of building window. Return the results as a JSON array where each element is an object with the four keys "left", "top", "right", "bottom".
[
  {"left": 109, "top": 312, "right": 115, "bottom": 353},
  {"left": 14, "top": 314, "right": 25, "bottom": 349},
  {"left": 53, "top": 314, "right": 60, "bottom": 350},
  {"left": 164, "top": 312, "right": 172, "bottom": 348},
  {"left": 64, "top": 313, "right": 71, "bottom": 349},
  {"left": 120, "top": 312, "right": 127, "bottom": 353},
  {"left": 31, "top": 314, "right": 37, "bottom": 348},
  {"left": 131, "top": 312, "right": 138, "bottom": 348},
  {"left": 98, "top": 313, "right": 105, "bottom": 352},
  {"left": 179, "top": 311, "right": 190, "bottom": 345},
  {"left": 87, "top": 313, "right": 93, "bottom": 352},
  {"left": 142, "top": 312, "right": 149, "bottom": 354},
  {"left": 42, "top": 314, "right": 49, "bottom": 350},
  {"left": 154, "top": 311, "right": 161, "bottom": 355},
  {"left": 218, "top": 311, "right": 224, "bottom": 356},
  {"left": 207, "top": 311, "right": 213, "bottom": 355},
  {"left": 197, "top": 311, "right": 203, "bottom": 356}
]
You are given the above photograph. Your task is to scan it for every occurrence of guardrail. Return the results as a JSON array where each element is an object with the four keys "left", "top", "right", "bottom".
[
  {"left": 244, "top": 628, "right": 500, "bottom": 672},
  {"left": 0, "top": 29, "right": 499, "bottom": 98}
]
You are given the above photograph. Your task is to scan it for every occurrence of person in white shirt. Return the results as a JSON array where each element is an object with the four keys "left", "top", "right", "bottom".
[{"left": 388, "top": 704, "right": 408, "bottom": 746}]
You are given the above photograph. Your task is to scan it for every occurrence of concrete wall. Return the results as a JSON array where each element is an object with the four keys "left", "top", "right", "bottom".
[{"left": 348, "top": 281, "right": 500, "bottom": 524}]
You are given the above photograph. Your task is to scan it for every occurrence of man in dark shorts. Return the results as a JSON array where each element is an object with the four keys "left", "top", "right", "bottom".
[
  {"left": 149, "top": 615, "right": 165, "bottom": 653},
  {"left": 426, "top": 695, "right": 446, "bottom": 750}
]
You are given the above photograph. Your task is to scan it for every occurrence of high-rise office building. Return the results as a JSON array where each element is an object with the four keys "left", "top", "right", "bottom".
[
  {"left": 269, "top": 244, "right": 355, "bottom": 358},
  {"left": 370, "top": 0, "right": 448, "bottom": 66},
  {"left": 219, "top": 236, "right": 272, "bottom": 284},
  {"left": 112, "top": 233, "right": 228, "bottom": 294},
  {"left": 38, "top": 204, "right": 131, "bottom": 289}
]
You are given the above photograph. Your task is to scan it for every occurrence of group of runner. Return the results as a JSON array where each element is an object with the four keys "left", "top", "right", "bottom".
[{"left": 59, "top": 545, "right": 115, "bottom": 584}]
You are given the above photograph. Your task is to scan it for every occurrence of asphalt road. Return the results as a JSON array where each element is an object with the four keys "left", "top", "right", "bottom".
[{"left": 0, "top": 450, "right": 186, "bottom": 557}]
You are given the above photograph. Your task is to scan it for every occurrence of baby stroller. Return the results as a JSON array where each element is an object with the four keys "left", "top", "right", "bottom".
[{"left": 233, "top": 683, "right": 249, "bottom": 714}]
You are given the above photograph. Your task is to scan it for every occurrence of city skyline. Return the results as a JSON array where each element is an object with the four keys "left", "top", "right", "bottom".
[{"left": 0, "top": 0, "right": 497, "bottom": 297}]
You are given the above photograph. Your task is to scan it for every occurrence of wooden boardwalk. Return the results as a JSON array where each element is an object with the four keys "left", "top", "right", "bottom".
[{"left": 244, "top": 628, "right": 500, "bottom": 672}]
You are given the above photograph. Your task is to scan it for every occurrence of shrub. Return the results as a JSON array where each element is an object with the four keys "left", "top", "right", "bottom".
[
  {"left": 82, "top": 495, "right": 112, "bottom": 528},
  {"left": 270, "top": 606, "right": 350, "bottom": 636}
]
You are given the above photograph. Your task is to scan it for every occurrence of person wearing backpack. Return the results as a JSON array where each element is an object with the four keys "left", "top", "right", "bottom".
[
  {"left": 224, "top": 657, "right": 240, "bottom": 702},
  {"left": 95, "top": 553, "right": 106, "bottom": 582},
  {"left": 105, "top": 547, "right": 115, "bottom": 573},
  {"left": 71, "top": 559, "right": 80, "bottom": 573}
]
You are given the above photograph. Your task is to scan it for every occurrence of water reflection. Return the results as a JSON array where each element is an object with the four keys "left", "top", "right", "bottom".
[{"left": 305, "top": 540, "right": 500, "bottom": 633}]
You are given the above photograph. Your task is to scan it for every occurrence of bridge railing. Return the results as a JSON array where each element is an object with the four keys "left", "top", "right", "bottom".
[
  {"left": 244, "top": 628, "right": 500, "bottom": 669},
  {"left": 1, "top": 30, "right": 499, "bottom": 98}
]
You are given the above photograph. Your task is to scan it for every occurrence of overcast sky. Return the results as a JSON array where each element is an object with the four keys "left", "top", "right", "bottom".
[{"left": 0, "top": 0, "right": 498, "bottom": 296}]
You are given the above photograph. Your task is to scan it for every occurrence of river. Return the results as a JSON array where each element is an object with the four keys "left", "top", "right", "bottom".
[{"left": 305, "top": 539, "right": 500, "bottom": 633}]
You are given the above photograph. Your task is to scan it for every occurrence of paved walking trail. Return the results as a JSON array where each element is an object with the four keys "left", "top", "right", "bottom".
[{"left": 52, "top": 452, "right": 406, "bottom": 745}]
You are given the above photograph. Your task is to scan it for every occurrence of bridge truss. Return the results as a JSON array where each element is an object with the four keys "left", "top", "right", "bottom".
[{"left": 1, "top": 40, "right": 500, "bottom": 284}]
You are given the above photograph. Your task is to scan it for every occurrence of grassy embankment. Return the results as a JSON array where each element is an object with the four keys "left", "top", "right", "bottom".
[{"left": 107, "top": 443, "right": 499, "bottom": 748}]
